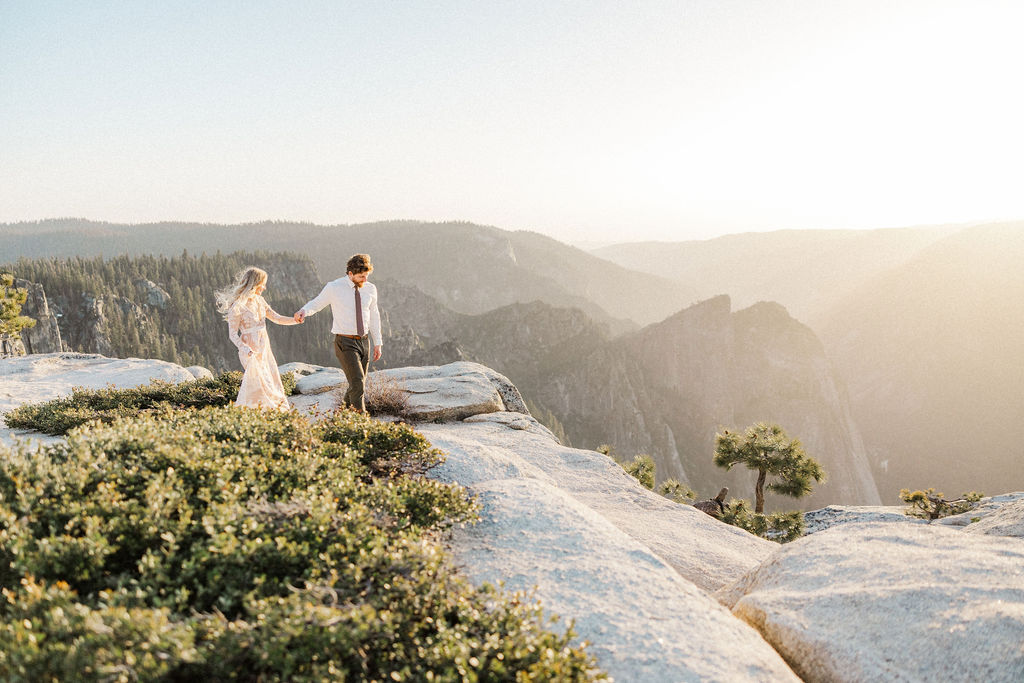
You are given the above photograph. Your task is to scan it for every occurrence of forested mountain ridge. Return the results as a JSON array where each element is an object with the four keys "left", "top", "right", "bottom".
[
  {"left": 5, "top": 251, "right": 329, "bottom": 371},
  {"left": 0, "top": 219, "right": 698, "bottom": 330}
]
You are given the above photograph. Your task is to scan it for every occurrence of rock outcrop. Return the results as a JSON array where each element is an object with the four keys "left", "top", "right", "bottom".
[
  {"left": 14, "top": 279, "right": 62, "bottom": 353},
  {"left": 694, "top": 487, "right": 729, "bottom": 518},
  {"left": 289, "top": 361, "right": 527, "bottom": 423},
  {"left": 133, "top": 278, "right": 170, "bottom": 308},
  {"left": 803, "top": 492, "right": 1024, "bottom": 536},
  {"left": 717, "top": 522, "right": 1024, "bottom": 682},
  {"left": 0, "top": 352, "right": 196, "bottom": 447},
  {"left": 963, "top": 498, "right": 1024, "bottom": 538}
]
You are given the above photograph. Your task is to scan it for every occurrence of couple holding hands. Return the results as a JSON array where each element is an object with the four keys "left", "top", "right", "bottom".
[{"left": 215, "top": 253, "right": 382, "bottom": 412}]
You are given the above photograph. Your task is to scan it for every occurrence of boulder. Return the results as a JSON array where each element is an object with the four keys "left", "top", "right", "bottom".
[
  {"left": 185, "top": 365, "right": 213, "bottom": 380},
  {"left": 377, "top": 361, "right": 529, "bottom": 414},
  {"left": 717, "top": 522, "right": 1024, "bottom": 682},
  {"left": 802, "top": 504, "right": 926, "bottom": 535},
  {"left": 0, "top": 352, "right": 196, "bottom": 447},
  {"left": 804, "top": 492, "right": 1024, "bottom": 536},
  {"left": 294, "top": 367, "right": 346, "bottom": 394},
  {"left": 277, "top": 361, "right": 323, "bottom": 377},
  {"left": 693, "top": 487, "right": 729, "bottom": 519},
  {"left": 935, "top": 491, "right": 1024, "bottom": 528},
  {"left": 292, "top": 362, "right": 516, "bottom": 422},
  {"left": 394, "top": 374, "right": 502, "bottom": 421},
  {"left": 963, "top": 497, "right": 1024, "bottom": 538}
]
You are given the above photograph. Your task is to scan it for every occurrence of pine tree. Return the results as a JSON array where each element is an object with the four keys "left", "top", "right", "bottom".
[
  {"left": 0, "top": 273, "right": 37, "bottom": 339},
  {"left": 713, "top": 422, "right": 825, "bottom": 513}
]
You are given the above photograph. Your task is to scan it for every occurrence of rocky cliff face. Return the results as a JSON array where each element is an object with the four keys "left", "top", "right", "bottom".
[
  {"left": 14, "top": 279, "right": 62, "bottom": 354},
  {"left": 380, "top": 289, "right": 880, "bottom": 506},
  {"left": 527, "top": 296, "right": 880, "bottom": 507}
]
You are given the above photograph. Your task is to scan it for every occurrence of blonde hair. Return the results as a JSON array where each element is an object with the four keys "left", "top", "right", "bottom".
[{"left": 215, "top": 267, "right": 268, "bottom": 316}]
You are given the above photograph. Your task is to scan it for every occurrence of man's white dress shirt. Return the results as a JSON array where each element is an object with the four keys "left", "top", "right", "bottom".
[{"left": 301, "top": 278, "right": 382, "bottom": 348}]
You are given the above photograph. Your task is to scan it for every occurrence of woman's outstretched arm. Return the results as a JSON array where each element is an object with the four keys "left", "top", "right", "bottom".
[{"left": 265, "top": 304, "right": 301, "bottom": 325}]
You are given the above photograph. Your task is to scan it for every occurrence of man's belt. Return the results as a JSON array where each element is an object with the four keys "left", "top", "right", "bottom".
[{"left": 337, "top": 334, "right": 367, "bottom": 340}]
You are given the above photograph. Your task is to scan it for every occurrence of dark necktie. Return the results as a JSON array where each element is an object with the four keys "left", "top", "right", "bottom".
[{"left": 354, "top": 286, "right": 364, "bottom": 337}]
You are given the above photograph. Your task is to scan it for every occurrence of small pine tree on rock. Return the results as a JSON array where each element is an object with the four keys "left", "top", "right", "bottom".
[
  {"left": 713, "top": 422, "right": 825, "bottom": 513},
  {"left": 623, "top": 454, "right": 655, "bottom": 489},
  {"left": 899, "top": 487, "right": 983, "bottom": 520}
]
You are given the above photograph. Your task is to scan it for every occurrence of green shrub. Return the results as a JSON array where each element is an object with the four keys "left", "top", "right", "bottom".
[
  {"left": 3, "top": 373, "right": 242, "bottom": 435},
  {"left": 0, "top": 578, "right": 198, "bottom": 683},
  {"left": 658, "top": 479, "right": 697, "bottom": 504},
  {"left": 719, "top": 499, "right": 805, "bottom": 543},
  {"left": 622, "top": 454, "right": 656, "bottom": 490},
  {"left": 182, "top": 582, "right": 598, "bottom": 682},
  {"left": 899, "top": 487, "right": 983, "bottom": 520},
  {"left": 317, "top": 409, "right": 444, "bottom": 478},
  {"left": 280, "top": 370, "right": 298, "bottom": 396},
  {"left": 0, "top": 406, "right": 603, "bottom": 680},
  {"left": 2, "top": 371, "right": 303, "bottom": 436}
]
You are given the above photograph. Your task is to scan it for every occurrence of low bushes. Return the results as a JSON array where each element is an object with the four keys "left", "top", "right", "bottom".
[
  {"left": 3, "top": 371, "right": 298, "bottom": 436},
  {"left": 0, "top": 406, "right": 603, "bottom": 681}
]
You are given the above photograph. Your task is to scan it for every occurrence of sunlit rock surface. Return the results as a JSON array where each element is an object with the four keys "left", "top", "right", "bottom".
[
  {"left": 0, "top": 352, "right": 195, "bottom": 447},
  {"left": 717, "top": 522, "right": 1024, "bottom": 682}
]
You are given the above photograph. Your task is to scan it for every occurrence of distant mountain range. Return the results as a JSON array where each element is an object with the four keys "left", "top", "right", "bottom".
[
  {"left": 592, "top": 221, "right": 1024, "bottom": 500},
  {"left": 5, "top": 218, "right": 1023, "bottom": 502},
  {"left": 591, "top": 226, "right": 962, "bottom": 324},
  {"left": 817, "top": 224, "right": 1024, "bottom": 500},
  {"left": 0, "top": 219, "right": 698, "bottom": 333}
]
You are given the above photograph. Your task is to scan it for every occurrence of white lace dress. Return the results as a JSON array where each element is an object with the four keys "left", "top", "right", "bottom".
[{"left": 225, "top": 295, "right": 296, "bottom": 410}]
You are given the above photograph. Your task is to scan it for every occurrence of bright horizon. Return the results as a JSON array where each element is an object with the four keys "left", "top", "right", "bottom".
[{"left": 2, "top": 1, "right": 1023, "bottom": 244}]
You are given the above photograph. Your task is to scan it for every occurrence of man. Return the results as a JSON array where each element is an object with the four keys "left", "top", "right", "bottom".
[{"left": 294, "top": 253, "right": 382, "bottom": 412}]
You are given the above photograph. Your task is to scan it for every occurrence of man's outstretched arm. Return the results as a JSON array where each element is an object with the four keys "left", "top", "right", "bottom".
[{"left": 295, "top": 283, "right": 332, "bottom": 322}]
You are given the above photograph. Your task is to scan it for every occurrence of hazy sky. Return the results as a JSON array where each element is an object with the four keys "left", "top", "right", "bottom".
[{"left": 2, "top": 1, "right": 1022, "bottom": 244}]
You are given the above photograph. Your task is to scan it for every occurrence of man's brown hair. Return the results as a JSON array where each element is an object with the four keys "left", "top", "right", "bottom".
[{"left": 346, "top": 253, "right": 373, "bottom": 275}]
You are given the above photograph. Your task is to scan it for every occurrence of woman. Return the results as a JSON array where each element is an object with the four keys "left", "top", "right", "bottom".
[{"left": 215, "top": 267, "right": 301, "bottom": 410}]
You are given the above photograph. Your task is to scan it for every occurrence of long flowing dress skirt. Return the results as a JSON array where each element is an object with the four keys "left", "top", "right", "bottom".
[{"left": 236, "top": 328, "right": 289, "bottom": 410}]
